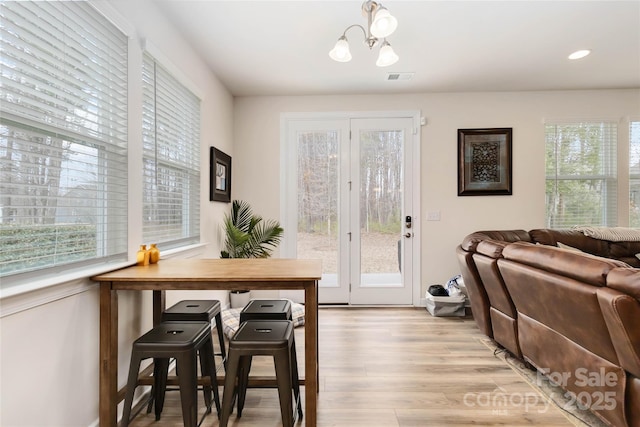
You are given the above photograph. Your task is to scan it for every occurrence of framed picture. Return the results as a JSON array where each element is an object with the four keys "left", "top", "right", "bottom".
[
  {"left": 458, "top": 128, "right": 512, "bottom": 196},
  {"left": 210, "top": 147, "right": 231, "bottom": 202}
]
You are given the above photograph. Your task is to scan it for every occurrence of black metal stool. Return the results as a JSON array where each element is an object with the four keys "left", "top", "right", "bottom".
[
  {"left": 121, "top": 321, "right": 220, "bottom": 427},
  {"left": 146, "top": 300, "right": 227, "bottom": 416},
  {"left": 238, "top": 299, "right": 301, "bottom": 418},
  {"left": 220, "top": 320, "right": 301, "bottom": 427},
  {"left": 162, "top": 299, "right": 227, "bottom": 366},
  {"left": 240, "top": 299, "right": 292, "bottom": 322}
]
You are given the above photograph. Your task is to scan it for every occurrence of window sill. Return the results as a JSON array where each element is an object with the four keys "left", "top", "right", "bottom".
[{"left": 0, "top": 242, "right": 208, "bottom": 317}]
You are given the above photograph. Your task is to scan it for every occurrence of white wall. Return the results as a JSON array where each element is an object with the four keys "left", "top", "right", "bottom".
[
  {"left": 1, "top": 3, "right": 638, "bottom": 426},
  {"left": 0, "top": 1, "right": 233, "bottom": 426},
  {"left": 232, "top": 89, "right": 640, "bottom": 299}
]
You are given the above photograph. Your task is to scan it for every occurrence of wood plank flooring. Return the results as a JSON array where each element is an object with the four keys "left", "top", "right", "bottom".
[{"left": 127, "top": 307, "right": 589, "bottom": 427}]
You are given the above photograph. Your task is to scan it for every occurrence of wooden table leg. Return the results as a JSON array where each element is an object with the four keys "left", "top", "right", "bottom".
[
  {"left": 304, "top": 281, "right": 318, "bottom": 427},
  {"left": 152, "top": 290, "right": 166, "bottom": 326},
  {"left": 99, "top": 282, "right": 118, "bottom": 427}
]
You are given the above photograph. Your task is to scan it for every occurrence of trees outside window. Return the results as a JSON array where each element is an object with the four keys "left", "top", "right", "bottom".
[{"left": 545, "top": 122, "right": 617, "bottom": 228}]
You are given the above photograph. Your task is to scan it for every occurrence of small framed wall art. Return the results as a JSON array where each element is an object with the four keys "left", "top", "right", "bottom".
[
  {"left": 210, "top": 147, "right": 231, "bottom": 202},
  {"left": 457, "top": 128, "right": 512, "bottom": 196}
]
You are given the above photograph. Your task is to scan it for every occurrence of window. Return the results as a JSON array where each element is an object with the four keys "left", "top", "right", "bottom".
[
  {"left": 545, "top": 121, "right": 617, "bottom": 228},
  {"left": 630, "top": 121, "right": 640, "bottom": 227},
  {"left": 141, "top": 54, "right": 200, "bottom": 247},
  {"left": 0, "top": 2, "right": 128, "bottom": 277}
]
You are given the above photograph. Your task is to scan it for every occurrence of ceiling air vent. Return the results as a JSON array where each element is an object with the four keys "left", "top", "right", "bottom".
[{"left": 387, "top": 72, "right": 414, "bottom": 81}]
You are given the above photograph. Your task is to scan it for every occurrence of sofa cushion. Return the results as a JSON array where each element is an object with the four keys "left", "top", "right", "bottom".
[
  {"left": 530, "top": 228, "right": 610, "bottom": 258},
  {"left": 476, "top": 239, "right": 509, "bottom": 258},
  {"left": 502, "top": 241, "right": 629, "bottom": 287},
  {"left": 609, "top": 241, "right": 640, "bottom": 267},
  {"left": 573, "top": 226, "right": 640, "bottom": 241},
  {"left": 556, "top": 242, "right": 583, "bottom": 252}
]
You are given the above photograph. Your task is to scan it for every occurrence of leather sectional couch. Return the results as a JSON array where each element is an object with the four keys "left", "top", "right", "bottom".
[{"left": 456, "top": 228, "right": 640, "bottom": 426}]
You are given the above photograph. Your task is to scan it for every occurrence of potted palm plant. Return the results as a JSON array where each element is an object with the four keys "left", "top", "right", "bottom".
[{"left": 221, "top": 200, "right": 284, "bottom": 307}]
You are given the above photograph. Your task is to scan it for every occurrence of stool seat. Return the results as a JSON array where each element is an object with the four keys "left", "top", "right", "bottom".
[
  {"left": 161, "top": 299, "right": 227, "bottom": 364},
  {"left": 240, "top": 299, "right": 292, "bottom": 322},
  {"left": 122, "top": 321, "right": 220, "bottom": 427},
  {"left": 232, "top": 319, "right": 293, "bottom": 349},
  {"left": 220, "top": 320, "right": 302, "bottom": 427},
  {"left": 162, "top": 299, "right": 221, "bottom": 322}
]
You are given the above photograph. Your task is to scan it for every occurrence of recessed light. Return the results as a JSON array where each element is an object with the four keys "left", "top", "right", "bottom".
[{"left": 568, "top": 50, "right": 591, "bottom": 60}]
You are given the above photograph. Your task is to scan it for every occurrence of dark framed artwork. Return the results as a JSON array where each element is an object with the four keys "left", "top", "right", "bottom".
[
  {"left": 210, "top": 147, "right": 231, "bottom": 202},
  {"left": 457, "top": 128, "right": 512, "bottom": 196}
]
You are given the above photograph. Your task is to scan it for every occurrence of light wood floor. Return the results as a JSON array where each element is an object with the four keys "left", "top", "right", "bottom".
[{"left": 127, "top": 307, "right": 589, "bottom": 427}]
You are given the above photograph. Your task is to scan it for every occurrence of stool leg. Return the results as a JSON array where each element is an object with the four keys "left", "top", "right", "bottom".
[
  {"left": 236, "top": 355, "right": 253, "bottom": 417},
  {"left": 214, "top": 312, "right": 227, "bottom": 367},
  {"left": 199, "top": 335, "right": 221, "bottom": 416},
  {"left": 122, "top": 353, "right": 143, "bottom": 427},
  {"left": 146, "top": 360, "right": 160, "bottom": 414},
  {"left": 153, "top": 357, "right": 170, "bottom": 421},
  {"left": 274, "top": 348, "right": 294, "bottom": 427},
  {"left": 220, "top": 351, "right": 241, "bottom": 427},
  {"left": 176, "top": 352, "right": 199, "bottom": 427},
  {"left": 198, "top": 345, "right": 213, "bottom": 414},
  {"left": 291, "top": 338, "right": 303, "bottom": 419}
]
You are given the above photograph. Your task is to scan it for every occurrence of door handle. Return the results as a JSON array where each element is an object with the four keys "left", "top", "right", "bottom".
[{"left": 404, "top": 232, "right": 412, "bottom": 238}]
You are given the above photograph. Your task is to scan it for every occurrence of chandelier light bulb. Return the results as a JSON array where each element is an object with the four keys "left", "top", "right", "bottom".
[
  {"left": 329, "top": 36, "right": 353, "bottom": 62},
  {"left": 329, "top": 1, "right": 399, "bottom": 65},
  {"left": 370, "top": 7, "right": 398, "bottom": 38},
  {"left": 376, "top": 41, "right": 398, "bottom": 67}
]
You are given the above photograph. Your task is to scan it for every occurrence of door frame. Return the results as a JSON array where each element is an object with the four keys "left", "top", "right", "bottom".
[{"left": 280, "top": 110, "right": 422, "bottom": 306}]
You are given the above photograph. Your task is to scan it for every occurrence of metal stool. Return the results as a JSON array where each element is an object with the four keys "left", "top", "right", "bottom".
[
  {"left": 238, "top": 299, "right": 301, "bottom": 418},
  {"left": 240, "top": 299, "right": 292, "bottom": 322},
  {"left": 162, "top": 299, "right": 227, "bottom": 366},
  {"left": 220, "top": 320, "right": 302, "bottom": 427},
  {"left": 145, "top": 300, "right": 227, "bottom": 416},
  {"left": 121, "top": 321, "right": 220, "bottom": 427}
]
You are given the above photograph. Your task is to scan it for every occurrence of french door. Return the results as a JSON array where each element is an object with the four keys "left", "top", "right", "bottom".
[{"left": 282, "top": 114, "right": 417, "bottom": 305}]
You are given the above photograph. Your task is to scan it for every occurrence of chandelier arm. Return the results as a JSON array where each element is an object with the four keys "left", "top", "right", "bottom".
[
  {"left": 341, "top": 24, "right": 378, "bottom": 49},
  {"left": 341, "top": 24, "right": 367, "bottom": 40}
]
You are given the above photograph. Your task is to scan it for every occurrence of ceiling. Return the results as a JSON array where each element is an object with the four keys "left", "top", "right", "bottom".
[{"left": 154, "top": 0, "right": 640, "bottom": 97}]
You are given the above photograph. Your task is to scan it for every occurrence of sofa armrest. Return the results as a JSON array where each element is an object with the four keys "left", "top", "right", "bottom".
[
  {"left": 461, "top": 230, "right": 531, "bottom": 252},
  {"left": 607, "top": 267, "right": 640, "bottom": 300},
  {"left": 598, "top": 286, "right": 640, "bottom": 378}
]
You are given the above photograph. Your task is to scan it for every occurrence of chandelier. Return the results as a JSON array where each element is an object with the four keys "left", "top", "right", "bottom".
[{"left": 328, "top": 0, "right": 399, "bottom": 67}]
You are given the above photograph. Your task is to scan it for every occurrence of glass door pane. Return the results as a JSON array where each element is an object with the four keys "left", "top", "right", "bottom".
[
  {"left": 297, "top": 130, "right": 339, "bottom": 277},
  {"left": 291, "top": 121, "right": 350, "bottom": 304},
  {"left": 350, "top": 118, "right": 414, "bottom": 305},
  {"left": 359, "top": 129, "right": 403, "bottom": 287}
]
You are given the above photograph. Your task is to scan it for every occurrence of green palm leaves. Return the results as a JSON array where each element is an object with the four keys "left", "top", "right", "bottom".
[{"left": 220, "top": 200, "right": 284, "bottom": 259}]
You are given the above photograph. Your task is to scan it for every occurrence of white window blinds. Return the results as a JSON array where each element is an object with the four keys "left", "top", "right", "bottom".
[
  {"left": 545, "top": 121, "right": 617, "bottom": 229},
  {"left": 630, "top": 121, "right": 640, "bottom": 227},
  {"left": 0, "top": 2, "right": 128, "bottom": 277},
  {"left": 142, "top": 53, "right": 200, "bottom": 247}
]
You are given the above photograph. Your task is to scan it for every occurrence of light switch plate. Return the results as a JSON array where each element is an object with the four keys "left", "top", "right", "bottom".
[{"left": 427, "top": 211, "right": 441, "bottom": 221}]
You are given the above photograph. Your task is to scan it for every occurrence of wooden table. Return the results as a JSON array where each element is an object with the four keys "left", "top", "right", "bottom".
[{"left": 92, "top": 258, "right": 321, "bottom": 427}]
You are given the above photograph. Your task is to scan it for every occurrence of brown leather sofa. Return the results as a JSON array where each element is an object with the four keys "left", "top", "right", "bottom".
[
  {"left": 456, "top": 229, "right": 640, "bottom": 348},
  {"left": 456, "top": 229, "right": 640, "bottom": 426}
]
